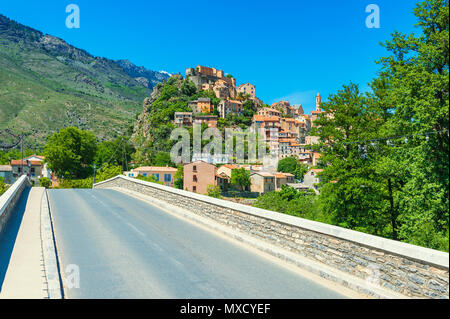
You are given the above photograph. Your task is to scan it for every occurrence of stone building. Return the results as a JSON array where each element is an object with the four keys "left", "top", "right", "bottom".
[
  {"left": 174, "top": 112, "right": 193, "bottom": 126},
  {"left": 301, "top": 168, "right": 324, "bottom": 194},
  {"left": 272, "top": 101, "right": 295, "bottom": 117},
  {"left": 237, "top": 83, "right": 256, "bottom": 98},
  {"left": 250, "top": 172, "right": 276, "bottom": 194},
  {"left": 193, "top": 115, "right": 218, "bottom": 128},
  {"left": 186, "top": 65, "right": 236, "bottom": 89},
  {"left": 274, "top": 172, "right": 295, "bottom": 190},
  {"left": 257, "top": 107, "right": 281, "bottom": 117},
  {"left": 189, "top": 97, "right": 214, "bottom": 114},
  {"left": 218, "top": 99, "right": 243, "bottom": 118}
]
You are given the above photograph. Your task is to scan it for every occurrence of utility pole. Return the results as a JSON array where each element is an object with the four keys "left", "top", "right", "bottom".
[
  {"left": 122, "top": 138, "right": 128, "bottom": 172},
  {"left": 20, "top": 132, "right": 24, "bottom": 176},
  {"left": 93, "top": 163, "right": 96, "bottom": 188}
]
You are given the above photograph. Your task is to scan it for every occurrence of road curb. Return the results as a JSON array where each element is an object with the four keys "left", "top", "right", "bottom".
[{"left": 40, "top": 189, "right": 63, "bottom": 299}]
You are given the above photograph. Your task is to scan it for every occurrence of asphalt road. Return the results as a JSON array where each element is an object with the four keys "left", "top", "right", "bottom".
[{"left": 48, "top": 188, "right": 346, "bottom": 299}]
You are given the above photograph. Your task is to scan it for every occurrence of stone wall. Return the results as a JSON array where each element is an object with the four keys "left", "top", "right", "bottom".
[
  {"left": 94, "top": 175, "right": 449, "bottom": 299},
  {"left": 0, "top": 175, "right": 30, "bottom": 235}
]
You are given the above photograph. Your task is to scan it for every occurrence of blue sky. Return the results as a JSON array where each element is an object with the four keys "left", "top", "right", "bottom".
[{"left": 0, "top": 0, "right": 419, "bottom": 113}]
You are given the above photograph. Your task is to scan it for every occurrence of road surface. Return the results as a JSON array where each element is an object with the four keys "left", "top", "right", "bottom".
[{"left": 48, "top": 188, "right": 346, "bottom": 299}]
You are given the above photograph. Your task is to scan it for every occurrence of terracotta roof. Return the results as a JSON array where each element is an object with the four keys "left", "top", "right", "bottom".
[
  {"left": 251, "top": 172, "right": 274, "bottom": 177},
  {"left": 10, "top": 160, "right": 42, "bottom": 166},
  {"left": 221, "top": 164, "right": 238, "bottom": 169},
  {"left": 279, "top": 138, "right": 296, "bottom": 143},
  {"left": 276, "top": 172, "right": 295, "bottom": 178},
  {"left": 132, "top": 166, "right": 177, "bottom": 172},
  {"left": 310, "top": 169, "right": 324, "bottom": 173},
  {"left": 253, "top": 115, "right": 279, "bottom": 122},
  {"left": 283, "top": 173, "right": 295, "bottom": 176}
]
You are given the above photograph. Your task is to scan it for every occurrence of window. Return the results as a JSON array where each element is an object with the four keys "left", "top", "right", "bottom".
[
  {"left": 193, "top": 175, "right": 197, "bottom": 182},
  {"left": 193, "top": 186, "right": 197, "bottom": 192},
  {"left": 193, "top": 165, "right": 197, "bottom": 171},
  {"left": 143, "top": 173, "right": 147, "bottom": 177},
  {"left": 152, "top": 173, "right": 159, "bottom": 181},
  {"left": 164, "top": 174, "right": 171, "bottom": 182}
]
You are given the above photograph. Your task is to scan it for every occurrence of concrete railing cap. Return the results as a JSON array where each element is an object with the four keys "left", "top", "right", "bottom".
[{"left": 0, "top": 175, "right": 28, "bottom": 218}]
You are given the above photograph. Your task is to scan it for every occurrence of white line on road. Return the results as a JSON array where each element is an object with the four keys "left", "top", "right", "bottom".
[{"left": 89, "top": 192, "right": 146, "bottom": 238}]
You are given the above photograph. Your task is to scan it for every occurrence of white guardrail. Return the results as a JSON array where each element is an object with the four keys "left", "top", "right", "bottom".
[{"left": 0, "top": 175, "right": 30, "bottom": 234}]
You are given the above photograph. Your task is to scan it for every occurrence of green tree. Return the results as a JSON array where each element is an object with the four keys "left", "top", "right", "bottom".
[
  {"left": 135, "top": 174, "right": 164, "bottom": 185},
  {"left": 153, "top": 152, "right": 174, "bottom": 167},
  {"left": 311, "top": 83, "right": 389, "bottom": 236},
  {"left": 181, "top": 79, "right": 197, "bottom": 96},
  {"left": 44, "top": 127, "right": 97, "bottom": 179},
  {"left": 59, "top": 164, "right": 122, "bottom": 189},
  {"left": 308, "top": 0, "right": 449, "bottom": 251},
  {"left": 277, "top": 156, "right": 308, "bottom": 180},
  {"left": 230, "top": 168, "right": 251, "bottom": 191},
  {"left": 254, "top": 185, "right": 326, "bottom": 222},
  {"left": 207, "top": 184, "right": 221, "bottom": 198},
  {"left": 174, "top": 165, "right": 184, "bottom": 189},
  {"left": 373, "top": 0, "right": 449, "bottom": 250},
  {"left": 0, "top": 177, "right": 9, "bottom": 196},
  {"left": 39, "top": 177, "right": 52, "bottom": 188},
  {"left": 95, "top": 136, "right": 135, "bottom": 170}
]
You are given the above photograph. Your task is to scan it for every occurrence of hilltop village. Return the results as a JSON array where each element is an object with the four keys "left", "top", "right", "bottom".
[
  {"left": 173, "top": 65, "right": 323, "bottom": 165},
  {"left": 125, "top": 65, "right": 326, "bottom": 197}
]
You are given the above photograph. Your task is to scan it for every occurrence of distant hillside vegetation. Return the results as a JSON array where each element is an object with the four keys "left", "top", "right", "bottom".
[{"left": 0, "top": 14, "right": 169, "bottom": 145}]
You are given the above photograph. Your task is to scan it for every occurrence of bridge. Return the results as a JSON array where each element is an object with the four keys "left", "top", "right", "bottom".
[{"left": 0, "top": 175, "right": 448, "bottom": 299}]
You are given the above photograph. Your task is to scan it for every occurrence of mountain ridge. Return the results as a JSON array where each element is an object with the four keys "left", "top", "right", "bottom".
[{"left": 0, "top": 13, "right": 169, "bottom": 146}]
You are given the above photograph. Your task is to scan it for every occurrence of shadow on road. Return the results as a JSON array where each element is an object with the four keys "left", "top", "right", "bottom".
[{"left": 0, "top": 187, "right": 30, "bottom": 292}]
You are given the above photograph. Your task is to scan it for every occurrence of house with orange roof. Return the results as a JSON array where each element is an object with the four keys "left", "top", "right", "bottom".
[
  {"left": 132, "top": 166, "right": 178, "bottom": 187},
  {"left": 10, "top": 159, "right": 43, "bottom": 183},
  {"left": 274, "top": 172, "right": 295, "bottom": 190},
  {"left": 217, "top": 164, "right": 238, "bottom": 180}
]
